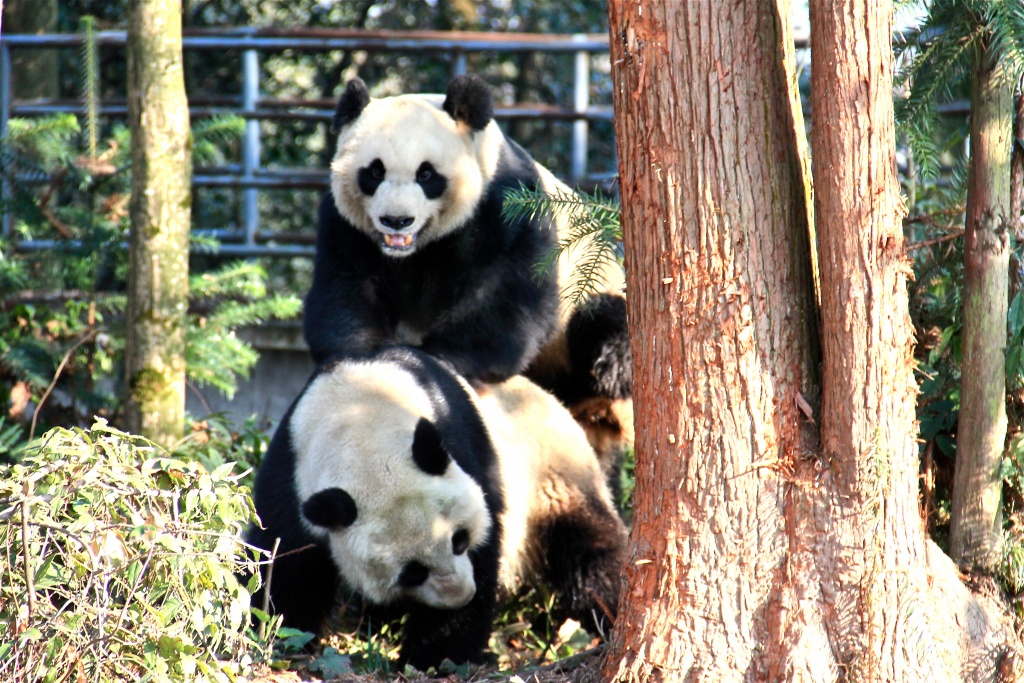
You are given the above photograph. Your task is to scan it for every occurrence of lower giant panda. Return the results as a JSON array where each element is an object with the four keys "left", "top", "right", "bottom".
[
  {"left": 301, "top": 74, "right": 632, "bottom": 474},
  {"left": 247, "top": 345, "right": 627, "bottom": 669}
]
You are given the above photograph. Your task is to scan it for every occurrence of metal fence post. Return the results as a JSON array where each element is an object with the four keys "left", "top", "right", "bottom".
[
  {"left": 1, "top": 42, "right": 12, "bottom": 239},
  {"left": 242, "top": 46, "right": 260, "bottom": 246},
  {"left": 451, "top": 50, "right": 467, "bottom": 78},
  {"left": 571, "top": 33, "right": 589, "bottom": 184}
]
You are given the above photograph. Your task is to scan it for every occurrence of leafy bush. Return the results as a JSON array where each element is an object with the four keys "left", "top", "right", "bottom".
[{"left": 0, "top": 420, "right": 270, "bottom": 683}]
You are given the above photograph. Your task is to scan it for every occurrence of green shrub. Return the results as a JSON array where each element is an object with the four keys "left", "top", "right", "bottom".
[{"left": 0, "top": 419, "right": 269, "bottom": 682}]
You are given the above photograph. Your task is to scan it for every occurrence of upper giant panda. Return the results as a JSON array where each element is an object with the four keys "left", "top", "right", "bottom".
[
  {"left": 247, "top": 346, "right": 627, "bottom": 670},
  {"left": 301, "top": 75, "right": 632, "bottom": 472}
]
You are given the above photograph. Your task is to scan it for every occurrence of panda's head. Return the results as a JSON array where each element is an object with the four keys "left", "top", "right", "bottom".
[
  {"left": 290, "top": 361, "right": 492, "bottom": 608},
  {"left": 329, "top": 75, "right": 503, "bottom": 257}
]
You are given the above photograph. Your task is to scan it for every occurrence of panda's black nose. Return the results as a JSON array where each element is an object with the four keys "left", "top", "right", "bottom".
[{"left": 380, "top": 215, "right": 414, "bottom": 230}]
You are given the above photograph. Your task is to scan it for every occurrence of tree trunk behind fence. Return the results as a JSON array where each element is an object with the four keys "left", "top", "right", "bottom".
[{"left": 124, "top": 0, "right": 191, "bottom": 445}]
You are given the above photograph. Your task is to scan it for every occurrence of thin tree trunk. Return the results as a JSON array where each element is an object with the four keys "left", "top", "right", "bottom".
[
  {"left": 950, "top": 53, "right": 1014, "bottom": 570},
  {"left": 601, "top": 1, "right": 818, "bottom": 679},
  {"left": 124, "top": 0, "right": 191, "bottom": 445},
  {"left": 601, "top": 0, "right": 1020, "bottom": 680}
]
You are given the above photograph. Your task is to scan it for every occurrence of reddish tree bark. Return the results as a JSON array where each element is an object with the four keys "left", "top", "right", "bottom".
[{"left": 600, "top": 0, "right": 1020, "bottom": 680}]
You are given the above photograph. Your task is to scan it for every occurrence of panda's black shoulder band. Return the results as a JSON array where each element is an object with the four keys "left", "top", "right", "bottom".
[
  {"left": 443, "top": 75, "right": 493, "bottom": 131},
  {"left": 333, "top": 78, "right": 371, "bottom": 133},
  {"left": 412, "top": 417, "right": 451, "bottom": 475}
]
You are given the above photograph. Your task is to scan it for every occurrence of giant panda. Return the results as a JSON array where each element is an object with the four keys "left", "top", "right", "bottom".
[
  {"left": 301, "top": 75, "right": 632, "bottom": 475},
  {"left": 247, "top": 345, "right": 627, "bottom": 670}
]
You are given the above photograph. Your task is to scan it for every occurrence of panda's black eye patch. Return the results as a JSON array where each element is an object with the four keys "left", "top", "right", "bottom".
[
  {"left": 415, "top": 162, "right": 447, "bottom": 200},
  {"left": 397, "top": 560, "right": 429, "bottom": 588},
  {"left": 452, "top": 528, "right": 470, "bottom": 556},
  {"left": 357, "top": 159, "right": 386, "bottom": 196}
]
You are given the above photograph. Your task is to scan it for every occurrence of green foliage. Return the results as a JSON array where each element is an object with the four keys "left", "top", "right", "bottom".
[
  {"left": 502, "top": 185, "right": 622, "bottom": 310},
  {"left": 174, "top": 414, "right": 271, "bottom": 491},
  {"left": 489, "top": 586, "right": 598, "bottom": 671},
  {"left": 0, "top": 419, "right": 272, "bottom": 682},
  {"left": 186, "top": 262, "right": 301, "bottom": 399},
  {"left": 896, "top": 0, "right": 1024, "bottom": 179},
  {"left": 0, "top": 110, "right": 299, "bottom": 441},
  {"left": 80, "top": 16, "right": 100, "bottom": 160},
  {"left": 191, "top": 116, "right": 246, "bottom": 167}
]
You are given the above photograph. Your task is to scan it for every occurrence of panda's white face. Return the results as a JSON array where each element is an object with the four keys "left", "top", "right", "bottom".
[
  {"left": 329, "top": 81, "right": 503, "bottom": 257},
  {"left": 290, "top": 361, "right": 492, "bottom": 608}
]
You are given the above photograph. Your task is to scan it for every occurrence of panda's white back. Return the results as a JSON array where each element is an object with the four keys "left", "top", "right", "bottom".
[{"left": 470, "top": 375, "right": 612, "bottom": 591}]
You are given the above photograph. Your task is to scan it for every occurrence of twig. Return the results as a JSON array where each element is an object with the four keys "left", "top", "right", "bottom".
[
  {"left": 21, "top": 485, "right": 37, "bottom": 623},
  {"left": 258, "top": 536, "right": 281, "bottom": 643},
  {"left": 906, "top": 228, "right": 964, "bottom": 252},
  {"left": 186, "top": 380, "right": 214, "bottom": 416},
  {"left": 29, "top": 329, "right": 99, "bottom": 442},
  {"left": 113, "top": 547, "right": 156, "bottom": 637}
]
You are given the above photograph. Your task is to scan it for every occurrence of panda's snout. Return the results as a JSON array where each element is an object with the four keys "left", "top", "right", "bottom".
[{"left": 379, "top": 215, "right": 414, "bottom": 230}]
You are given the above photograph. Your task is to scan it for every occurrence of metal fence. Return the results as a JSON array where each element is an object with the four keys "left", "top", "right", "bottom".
[
  {"left": 0, "top": 27, "right": 616, "bottom": 257},
  {"left": 0, "top": 27, "right": 972, "bottom": 258}
]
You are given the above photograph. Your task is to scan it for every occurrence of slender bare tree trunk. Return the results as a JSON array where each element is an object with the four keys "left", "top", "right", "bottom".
[
  {"left": 124, "top": 0, "right": 191, "bottom": 445},
  {"left": 600, "top": 0, "right": 1020, "bottom": 679},
  {"left": 950, "top": 53, "right": 1014, "bottom": 570}
]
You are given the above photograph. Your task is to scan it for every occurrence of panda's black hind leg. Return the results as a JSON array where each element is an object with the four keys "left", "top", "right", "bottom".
[
  {"left": 539, "top": 491, "right": 627, "bottom": 634},
  {"left": 565, "top": 292, "right": 632, "bottom": 403}
]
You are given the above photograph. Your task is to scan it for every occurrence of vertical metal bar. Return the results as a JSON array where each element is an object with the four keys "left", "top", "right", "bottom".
[
  {"left": 1, "top": 42, "right": 12, "bottom": 239},
  {"left": 451, "top": 51, "right": 467, "bottom": 78},
  {"left": 242, "top": 47, "right": 260, "bottom": 246},
  {"left": 571, "top": 34, "right": 589, "bottom": 184}
]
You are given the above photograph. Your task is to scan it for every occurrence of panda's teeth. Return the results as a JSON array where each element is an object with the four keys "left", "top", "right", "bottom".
[{"left": 385, "top": 233, "right": 413, "bottom": 248}]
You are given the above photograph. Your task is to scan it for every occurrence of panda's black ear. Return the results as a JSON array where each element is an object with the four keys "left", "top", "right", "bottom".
[
  {"left": 302, "top": 487, "right": 358, "bottom": 529},
  {"left": 332, "top": 78, "right": 370, "bottom": 133},
  {"left": 443, "top": 75, "right": 493, "bottom": 131},
  {"left": 412, "top": 418, "right": 450, "bottom": 476}
]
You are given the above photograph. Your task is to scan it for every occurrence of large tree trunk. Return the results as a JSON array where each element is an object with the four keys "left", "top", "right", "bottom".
[
  {"left": 601, "top": 0, "right": 1019, "bottom": 680},
  {"left": 124, "top": 0, "right": 191, "bottom": 445},
  {"left": 602, "top": 1, "right": 817, "bottom": 679},
  {"left": 949, "top": 53, "right": 1014, "bottom": 571}
]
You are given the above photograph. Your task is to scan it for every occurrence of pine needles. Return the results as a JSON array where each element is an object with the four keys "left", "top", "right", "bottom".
[
  {"left": 502, "top": 185, "right": 622, "bottom": 311},
  {"left": 896, "top": 0, "right": 1024, "bottom": 180}
]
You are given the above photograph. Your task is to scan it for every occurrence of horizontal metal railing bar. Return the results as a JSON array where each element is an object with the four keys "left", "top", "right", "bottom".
[
  {"left": 0, "top": 28, "right": 611, "bottom": 53},
  {"left": 14, "top": 238, "right": 317, "bottom": 258},
  {"left": 4, "top": 27, "right": 918, "bottom": 53},
  {"left": 192, "top": 228, "right": 317, "bottom": 245},
  {"left": 9, "top": 101, "right": 615, "bottom": 122}
]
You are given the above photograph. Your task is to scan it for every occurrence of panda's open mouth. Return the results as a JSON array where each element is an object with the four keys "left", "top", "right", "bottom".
[
  {"left": 383, "top": 233, "right": 416, "bottom": 250},
  {"left": 378, "top": 220, "right": 429, "bottom": 256}
]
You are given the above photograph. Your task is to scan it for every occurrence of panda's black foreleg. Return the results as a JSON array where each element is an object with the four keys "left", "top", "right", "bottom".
[
  {"left": 399, "top": 545, "right": 502, "bottom": 670},
  {"left": 399, "top": 592, "right": 496, "bottom": 670},
  {"left": 539, "top": 493, "right": 627, "bottom": 634}
]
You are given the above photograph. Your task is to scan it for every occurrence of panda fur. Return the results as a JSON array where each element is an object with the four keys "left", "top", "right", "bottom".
[
  {"left": 301, "top": 75, "right": 633, "bottom": 469},
  {"left": 247, "top": 346, "right": 627, "bottom": 669}
]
